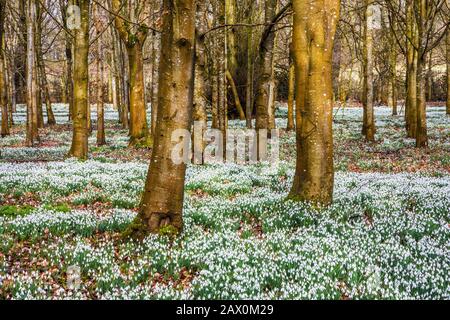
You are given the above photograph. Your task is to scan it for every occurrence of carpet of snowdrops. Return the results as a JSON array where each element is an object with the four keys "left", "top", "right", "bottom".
[{"left": 0, "top": 103, "right": 449, "bottom": 300}]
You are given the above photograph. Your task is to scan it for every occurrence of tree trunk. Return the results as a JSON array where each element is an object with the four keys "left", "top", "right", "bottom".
[
  {"left": 388, "top": 22, "right": 398, "bottom": 116},
  {"left": 255, "top": 0, "right": 277, "bottom": 135},
  {"left": 245, "top": 18, "right": 254, "bottom": 129},
  {"left": 119, "top": 41, "right": 129, "bottom": 129},
  {"left": 68, "top": 0, "right": 89, "bottom": 159},
  {"left": 193, "top": 2, "right": 208, "bottom": 164},
  {"left": 287, "top": 62, "right": 295, "bottom": 131},
  {"left": 127, "top": 44, "right": 150, "bottom": 146},
  {"left": 26, "top": 0, "right": 39, "bottom": 146},
  {"left": 0, "top": 0, "right": 9, "bottom": 137},
  {"left": 415, "top": 0, "right": 428, "bottom": 148},
  {"left": 36, "top": 12, "right": 56, "bottom": 126},
  {"left": 362, "top": 0, "right": 375, "bottom": 141},
  {"left": 416, "top": 55, "right": 428, "bottom": 147},
  {"left": 130, "top": 0, "right": 196, "bottom": 237},
  {"left": 446, "top": 28, "right": 449, "bottom": 115},
  {"left": 288, "top": 0, "right": 340, "bottom": 205},
  {"left": 406, "top": 0, "right": 417, "bottom": 138},
  {"left": 112, "top": 0, "right": 150, "bottom": 147},
  {"left": 95, "top": 4, "right": 105, "bottom": 146},
  {"left": 225, "top": 70, "right": 245, "bottom": 120},
  {"left": 150, "top": 31, "right": 159, "bottom": 136},
  {"left": 425, "top": 50, "right": 432, "bottom": 101},
  {"left": 62, "top": 0, "right": 74, "bottom": 121},
  {"left": 225, "top": 0, "right": 238, "bottom": 80}
]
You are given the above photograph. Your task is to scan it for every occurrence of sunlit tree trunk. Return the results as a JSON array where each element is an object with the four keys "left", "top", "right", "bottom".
[
  {"left": 245, "top": 14, "right": 254, "bottom": 129},
  {"left": 0, "top": 0, "right": 9, "bottom": 137},
  {"left": 287, "top": 61, "right": 295, "bottom": 131},
  {"left": 388, "top": 18, "right": 398, "bottom": 116},
  {"left": 415, "top": 0, "right": 427, "bottom": 148},
  {"left": 288, "top": 0, "right": 340, "bottom": 205},
  {"left": 129, "top": 0, "right": 196, "bottom": 237},
  {"left": 255, "top": 0, "right": 278, "bottom": 136},
  {"left": 25, "top": 0, "right": 39, "bottom": 146},
  {"left": 193, "top": 1, "right": 208, "bottom": 164},
  {"left": 116, "top": 31, "right": 129, "bottom": 129},
  {"left": 150, "top": 30, "right": 159, "bottom": 136},
  {"left": 112, "top": 0, "right": 150, "bottom": 147},
  {"left": 60, "top": 0, "right": 74, "bottom": 121},
  {"left": 68, "top": 0, "right": 90, "bottom": 159},
  {"left": 362, "top": 0, "right": 375, "bottom": 141},
  {"left": 225, "top": 0, "right": 238, "bottom": 80},
  {"left": 446, "top": 27, "right": 449, "bottom": 115},
  {"left": 405, "top": 0, "right": 417, "bottom": 138},
  {"left": 95, "top": 3, "right": 105, "bottom": 146}
]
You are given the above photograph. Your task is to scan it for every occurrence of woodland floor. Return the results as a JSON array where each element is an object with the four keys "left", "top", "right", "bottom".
[{"left": 0, "top": 103, "right": 449, "bottom": 299}]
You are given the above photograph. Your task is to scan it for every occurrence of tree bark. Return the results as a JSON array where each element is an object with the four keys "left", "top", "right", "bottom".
[
  {"left": 36, "top": 9, "right": 56, "bottom": 126},
  {"left": 112, "top": 0, "right": 150, "bottom": 147},
  {"left": 415, "top": 0, "right": 428, "bottom": 148},
  {"left": 68, "top": 0, "right": 90, "bottom": 159},
  {"left": 287, "top": 61, "right": 295, "bottom": 131},
  {"left": 446, "top": 27, "right": 449, "bottom": 115},
  {"left": 255, "top": 0, "right": 278, "bottom": 135},
  {"left": 193, "top": 2, "right": 208, "bottom": 164},
  {"left": 0, "top": 0, "right": 9, "bottom": 137},
  {"left": 288, "top": 0, "right": 340, "bottom": 206},
  {"left": 405, "top": 0, "right": 417, "bottom": 138},
  {"left": 362, "top": 0, "right": 375, "bottom": 141},
  {"left": 25, "top": 0, "right": 39, "bottom": 146},
  {"left": 130, "top": 0, "right": 196, "bottom": 237},
  {"left": 95, "top": 3, "right": 105, "bottom": 146}
]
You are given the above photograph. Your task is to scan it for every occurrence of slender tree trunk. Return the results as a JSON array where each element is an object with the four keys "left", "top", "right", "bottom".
[
  {"left": 68, "top": 0, "right": 89, "bottom": 159},
  {"left": 8, "top": 52, "right": 15, "bottom": 127},
  {"left": 193, "top": 2, "right": 208, "bottom": 164},
  {"left": 225, "top": 0, "right": 238, "bottom": 80},
  {"left": 95, "top": 4, "right": 105, "bottom": 146},
  {"left": 62, "top": 0, "right": 74, "bottom": 121},
  {"left": 26, "top": 0, "right": 39, "bottom": 146},
  {"left": 406, "top": 0, "right": 417, "bottom": 138},
  {"left": 36, "top": 13, "right": 56, "bottom": 126},
  {"left": 225, "top": 70, "right": 245, "bottom": 120},
  {"left": 416, "top": 55, "right": 428, "bottom": 147},
  {"left": 130, "top": 0, "right": 196, "bottom": 237},
  {"left": 362, "top": 0, "right": 375, "bottom": 141},
  {"left": 245, "top": 18, "right": 254, "bottom": 128},
  {"left": 288, "top": 0, "right": 340, "bottom": 205},
  {"left": 0, "top": 0, "right": 9, "bottom": 137},
  {"left": 112, "top": 0, "right": 150, "bottom": 147},
  {"left": 211, "top": 48, "right": 219, "bottom": 129},
  {"left": 255, "top": 0, "right": 277, "bottom": 135},
  {"left": 425, "top": 50, "right": 432, "bottom": 102},
  {"left": 388, "top": 21, "right": 398, "bottom": 116},
  {"left": 119, "top": 41, "right": 129, "bottom": 129},
  {"left": 446, "top": 28, "right": 449, "bottom": 115},
  {"left": 287, "top": 61, "right": 295, "bottom": 131},
  {"left": 150, "top": 31, "right": 159, "bottom": 136},
  {"left": 127, "top": 44, "right": 150, "bottom": 146},
  {"left": 415, "top": 0, "right": 427, "bottom": 148}
]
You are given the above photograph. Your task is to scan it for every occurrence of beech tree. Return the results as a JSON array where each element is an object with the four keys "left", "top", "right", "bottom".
[
  {"left": 68, "top": 0, "right": 90, "bottom": 159},
  {"left": 288, "top": 0, "right": 341, "bottom": 205},
  {"left": 128, "top": 0, "right": 196, "bottom": 236},
  {"left": 0, "top": 0, "right": 9, "bottom": 137},
  {"left": 112, "top": 0, "right": 151, "bottom": 147},
  {"left": 25, "top": 0, "right": 40, "bottom": 146},
  {"left": 362, "top": 0, "right": 375, "bottom": 141}
]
